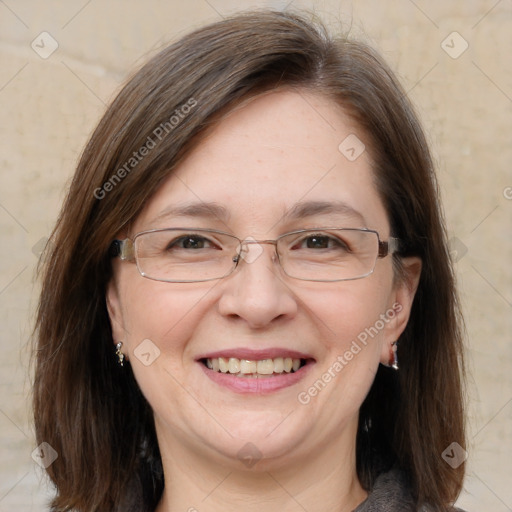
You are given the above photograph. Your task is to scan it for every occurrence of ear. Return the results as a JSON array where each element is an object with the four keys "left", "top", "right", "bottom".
[
  {"left": 380, "top": 256, "right": 422, "bottom": 365},
  {"left": 106, "top": 277, "right": 127, "bottom": 348}
]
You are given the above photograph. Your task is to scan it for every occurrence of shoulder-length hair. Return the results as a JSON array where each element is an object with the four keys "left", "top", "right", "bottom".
[{"left": 33, "top": 10, "right": 465, "bottom": 512}]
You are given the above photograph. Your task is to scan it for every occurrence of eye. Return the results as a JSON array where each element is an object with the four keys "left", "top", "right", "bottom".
[
  {"left": 167, "top": 235, "right": 217, "bottom": 250},
  {"left": 293, "top": 233, "right": 350, "bottom": 251},
  {"left": 304, "top": 235, "right": 331, "bottom": 249}
]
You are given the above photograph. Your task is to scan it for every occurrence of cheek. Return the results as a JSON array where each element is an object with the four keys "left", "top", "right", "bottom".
[
  {"left": 118, "top": 279, "right": 217, "bottom": 410},
  {"left": 121, "top": 278, "right": 215, "bottom": 355},
  {"left": 300, "top": 275, "right": 392, "bottom": 348},
  {"left": 295, "top": 278, "right": 392, "bottom": 415}
]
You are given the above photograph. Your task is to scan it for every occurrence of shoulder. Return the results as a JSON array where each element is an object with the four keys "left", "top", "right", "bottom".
[
  {"left": 353, "top": 469, "right": 469, "bottom": 512},
  {"left": 353, "top": 468, "right": 415, "bottom": 511}
]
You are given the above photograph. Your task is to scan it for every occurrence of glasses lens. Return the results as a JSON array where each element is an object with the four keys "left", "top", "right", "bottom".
[
  {"left": 134, "top": 229, "right": 239, "bottom": 282},
  {"left": 278, "top": 229, "right": 379, "bottom": 281}
]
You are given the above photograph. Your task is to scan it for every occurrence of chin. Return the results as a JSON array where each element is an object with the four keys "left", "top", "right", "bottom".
[{"left": 196, "top": 410, "right": 315, "bottom": 470}]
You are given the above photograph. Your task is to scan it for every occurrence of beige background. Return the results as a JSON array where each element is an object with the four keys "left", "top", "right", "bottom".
[{"left": 0, "top": 0, "right": 511, "bottom": 510}]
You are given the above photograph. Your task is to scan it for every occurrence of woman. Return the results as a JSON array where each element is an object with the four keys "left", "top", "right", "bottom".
[{"left": 33, "top": 10, "right": 466, "bottom": 512}]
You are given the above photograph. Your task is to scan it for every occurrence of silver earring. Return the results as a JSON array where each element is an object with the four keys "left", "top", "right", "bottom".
[
  {"left": 390, "top": 341, "right": 399, "bottom": 371},
  {"left": 115, "top": 342, "right": 125, "bottom": 367}
]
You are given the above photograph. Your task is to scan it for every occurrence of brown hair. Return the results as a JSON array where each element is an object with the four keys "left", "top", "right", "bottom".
[{"left": 33, "top": 10, "right": 465, "bottom": 511}]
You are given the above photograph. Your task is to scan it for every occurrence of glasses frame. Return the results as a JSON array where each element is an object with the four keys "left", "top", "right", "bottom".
[{"left": 110, "top": 227, "right": 401, "bottom": 283}]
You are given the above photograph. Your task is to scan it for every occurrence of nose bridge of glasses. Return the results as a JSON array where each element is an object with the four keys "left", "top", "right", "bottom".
[
  {"left": 234, "top": 238, "right": 279, "bottom": 266},
  {"left": 241, "top": 238, "right": 278, "bottom": 247}
]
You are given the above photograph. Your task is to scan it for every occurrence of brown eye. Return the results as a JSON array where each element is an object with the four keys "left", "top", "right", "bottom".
[
  {"left": 305, "top": 235, "right": 330, "bottom": 249},
  {"left": 181, "top": 236, "right": 206, "bottom": 249},
  {"left": 167, "top": 235, "right": 213, "bottom": 250},
  {"left": 294, "top": 234, "right": 349, "bottom": 251}
]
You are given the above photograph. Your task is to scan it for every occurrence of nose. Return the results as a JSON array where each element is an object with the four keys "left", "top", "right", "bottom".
[{"left": 217, "top": 243, "right": 298, "bottom": 329}]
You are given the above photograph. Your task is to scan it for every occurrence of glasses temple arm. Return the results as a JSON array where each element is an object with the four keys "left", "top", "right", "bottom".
[
  {"left": 110, "top": 239, "right": 135, "bottom": 261},
  {"left": 378, "top": 237, "right": 402, "bottom": 258}
]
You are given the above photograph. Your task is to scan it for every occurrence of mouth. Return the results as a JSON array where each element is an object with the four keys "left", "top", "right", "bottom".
[
  {"left": 196, "top": 350, "right": 315, "bottom": 394},
  {"left": 201, "top": 356, "right": 308, "bottom": 377}
]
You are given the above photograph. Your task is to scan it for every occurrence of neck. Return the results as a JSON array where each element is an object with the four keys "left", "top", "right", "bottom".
[{"left": 155, "top": 423, "right": 367, "bottom": 512}]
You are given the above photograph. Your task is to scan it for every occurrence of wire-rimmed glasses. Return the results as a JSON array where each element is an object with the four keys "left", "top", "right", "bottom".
[{"left": 110, "top": 227, "right": 401, "bottom": 283}]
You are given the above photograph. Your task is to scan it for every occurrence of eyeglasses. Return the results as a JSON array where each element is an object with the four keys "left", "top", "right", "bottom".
[{"left": 110, "top": 227, "right": 401, "bottom": 283}]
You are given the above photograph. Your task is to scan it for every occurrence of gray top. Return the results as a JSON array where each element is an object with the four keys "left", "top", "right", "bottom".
[{"left": 353, "top": 469, "right": 466, "bottom": 512}]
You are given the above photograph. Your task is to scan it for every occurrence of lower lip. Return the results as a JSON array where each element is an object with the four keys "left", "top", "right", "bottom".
[{"left": 198, "top": 362, "right": 313, "bottom": 394}]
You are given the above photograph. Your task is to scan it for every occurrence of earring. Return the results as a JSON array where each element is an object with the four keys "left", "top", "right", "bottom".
[
  {"left": 115, "top": 342, "right": 125, "bottom": 367},
  {"left": 389, "top": 341, "right": 399, "bottom": 370}
]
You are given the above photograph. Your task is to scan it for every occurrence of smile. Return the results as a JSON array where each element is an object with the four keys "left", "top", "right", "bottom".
[
  {"left": 202, "top": 356, "right": 306, "bottom": 377},
  {"left": 197, "top": 350, "right": 315, "bottom": 394}
]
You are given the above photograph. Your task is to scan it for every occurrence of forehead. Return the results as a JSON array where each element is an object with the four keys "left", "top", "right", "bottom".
[{"left": 136, "top": 90, "right": 390, "bottom": 235}]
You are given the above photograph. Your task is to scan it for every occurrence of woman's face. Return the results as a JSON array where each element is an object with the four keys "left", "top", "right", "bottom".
[{"left": 108, "top": 90, "right": 419, "bottom": 471}]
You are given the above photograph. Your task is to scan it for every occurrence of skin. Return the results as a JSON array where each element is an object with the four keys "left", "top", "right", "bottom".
[{"left": 107, "top": 89, "right": 421, "bottom": 512}]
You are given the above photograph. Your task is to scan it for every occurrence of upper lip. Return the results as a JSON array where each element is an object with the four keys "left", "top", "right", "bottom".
[{"left": 196, "top": 348, "right": 315, "bottom": 361}]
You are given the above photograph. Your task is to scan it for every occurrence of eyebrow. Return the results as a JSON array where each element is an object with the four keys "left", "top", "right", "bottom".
[
  {"left": 148, "top": 200, "right": 366, "bottom": 227},
  {"left": 148, "top": 202, "right": 230, "bottom": 226},
  {"left": 282, "top": 200, "right": 367, "bottom": 225}
]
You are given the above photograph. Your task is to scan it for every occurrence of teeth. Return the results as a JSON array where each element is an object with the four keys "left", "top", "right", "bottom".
[
  {"left": 256, "top": 359, "right": 274, "bottom": 375},
  {"left": 218, "top": 357, "right": 229, "bottom": 373},
  {"left": 240, "top": 359, "right": 257, "bottom": 374},
  {"left": 273, "top": 357, "right": 284, "bottom": 373},
  {"left": 204, "top": 356, "right": 304, "bottom": 376},
  {"left": 228, "top": 358, "right": 240, "bottom": 374}
]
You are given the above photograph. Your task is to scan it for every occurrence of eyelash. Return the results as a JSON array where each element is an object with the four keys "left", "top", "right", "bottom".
[{"left": 166, "top": 235, "right": 218, "bottom": 250}]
